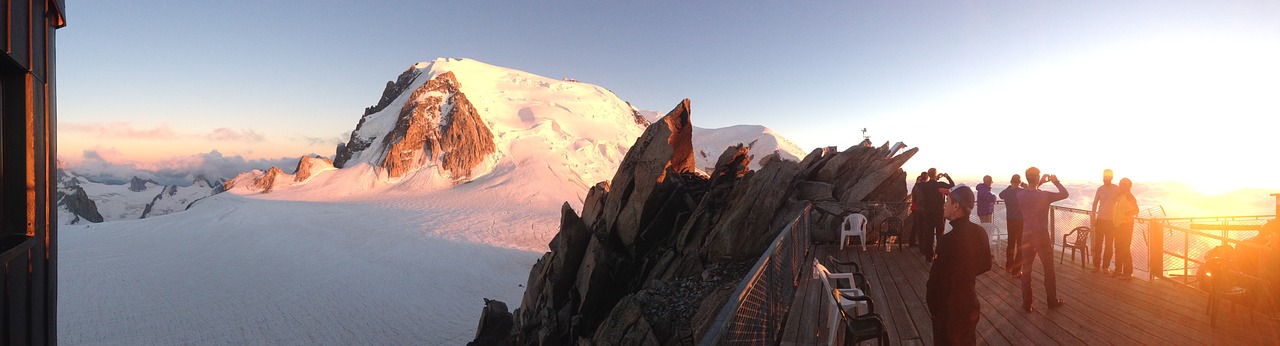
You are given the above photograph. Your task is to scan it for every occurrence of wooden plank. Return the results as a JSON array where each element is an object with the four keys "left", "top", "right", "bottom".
[
  {"left": 846, "top": 246, "right": 919, "bottom": 344},
  {"left": 971, "top": 259, "right": 1066, "bottom": 345},
  {"left": 788, "top": 258, "right": 827, "bottom": 345},
  {"left": 880, "top": 247, "right": 935, "bottom": 345},
  {"left": 1051, "top": 268, "right": 1212, "bottom": 344},
  {"left": 784, "top": 241, "right": 1279, "bottom": 345}
]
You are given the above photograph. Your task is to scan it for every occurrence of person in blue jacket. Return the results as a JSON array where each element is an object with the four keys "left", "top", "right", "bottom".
[{"left": 976, "top": 175, "right": 997, "bottom": 223}]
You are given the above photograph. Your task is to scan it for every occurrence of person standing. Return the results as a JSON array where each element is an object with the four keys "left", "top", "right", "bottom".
[
  {"left": 976, "top": 175, "right": 997, "bottom": 224},
  {"left": 1018, "top": 167, "right": 1067, "bottom": 312},
  {"left": 1090, "top": 169, "right": 1121, "bottom": 274},
  {"left": 909, "top": 173, "right": 928, "bottom": 247},
  {"left": 999, "top": 174, "right": 1025, "bottom": 276},
  {"left": 919, "top": 168, "right": 955, "bottom": 262},
  {"left": 1112, "top": 178, "right": 1139, "bottom": 280},
  {"left": 926, "top": 185, "right": 992, "bottom": 345}
]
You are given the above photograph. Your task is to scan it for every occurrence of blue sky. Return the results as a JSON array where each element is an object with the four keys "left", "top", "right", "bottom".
[{"left": 58, "top": 1, "right": 1280, "bottom": 192}]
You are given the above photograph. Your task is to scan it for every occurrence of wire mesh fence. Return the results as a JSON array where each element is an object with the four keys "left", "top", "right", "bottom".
[
  {"left": 1148, "top": 215, "right": 1273, "bottom": 285},
  {"left": 969, "top": 202, "right": 1155, "bottom": 280},
  {"left": 700, "top": 205, "right": 812, "bottom": 346}
]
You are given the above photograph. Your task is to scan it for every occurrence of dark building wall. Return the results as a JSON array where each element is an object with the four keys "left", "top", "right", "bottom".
[{"left": 0, "top": 1, "right": 64, "bottom": 345}]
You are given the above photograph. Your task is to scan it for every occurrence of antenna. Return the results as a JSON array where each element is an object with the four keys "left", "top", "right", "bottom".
[{"left": 862, "top": 128, "right": 869, "bottom": 141}]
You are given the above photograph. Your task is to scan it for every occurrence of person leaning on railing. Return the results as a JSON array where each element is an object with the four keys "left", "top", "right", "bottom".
[
  {"left": 1112, "top": 178, "right": 1139, "bottom": 281},
  {"left": 999, "top": 174, "right": 1026, "bottom": 278},
  {"left": 1090, "top": 169, "right": 1121, "bottom": 275}
]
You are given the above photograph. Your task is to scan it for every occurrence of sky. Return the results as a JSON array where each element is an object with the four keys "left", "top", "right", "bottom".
[{"left": 59, "top": 1, "right": 1280, "bottom": 195}]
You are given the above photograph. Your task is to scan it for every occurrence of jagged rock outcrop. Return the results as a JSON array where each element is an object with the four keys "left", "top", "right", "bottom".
[
  {"left": 294, "top": 155, "right": 334, "bottom": 182},
  {"left": 469, "top": 299, "right": 515, "bottom": 346},
  {"left": 335, "top": 67, "right": 424, "bottom": 167},
  {"left": 474, "top": 99, "right": 915, "bottom": 345},
  {"left": 380, "top": 71, "right": 495, "bottom": 179},
  {"left": 335, "top": 70, "right": 497, "bottom": 180},
  {"left": 253, "top": 167, "right": 284, "bottom": 193},
  {"left": 128, "top": 176, "right": 157, "bottom": 192},
  {"left": 141, "top": 176, "right": 224, "bottom": 219},
  {"left": 58, "top": 185, "right": 104, "bottom": 223}
]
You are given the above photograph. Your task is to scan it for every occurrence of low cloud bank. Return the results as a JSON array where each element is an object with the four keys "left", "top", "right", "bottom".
[{"left": 61, "top": 149, "right": 303, "bottom": 186}]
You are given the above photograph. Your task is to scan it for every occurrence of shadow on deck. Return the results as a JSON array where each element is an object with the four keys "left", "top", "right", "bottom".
[{"left": 781, "top": 241, "right": 1280, "bottom": 345}]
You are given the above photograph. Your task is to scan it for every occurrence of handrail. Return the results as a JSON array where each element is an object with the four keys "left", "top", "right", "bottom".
[
  {"left": 700, "top": 204, "right": 812, "bottom": 345},
  {"left": 1150, "top": 215, "right": 1275, "bottom": 289},
  {"left": 1155, "top": 215, "right": 1274, "bottom": 222}
]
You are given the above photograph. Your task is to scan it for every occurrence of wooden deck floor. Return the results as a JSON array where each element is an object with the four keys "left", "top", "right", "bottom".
[{"left": 781, "top": 242, "right": 1280, "bottom": 345}]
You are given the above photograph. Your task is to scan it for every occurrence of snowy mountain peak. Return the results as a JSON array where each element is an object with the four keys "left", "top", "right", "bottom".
[{"left": 249, "top": 57, "right": 646, "bottom": 200}]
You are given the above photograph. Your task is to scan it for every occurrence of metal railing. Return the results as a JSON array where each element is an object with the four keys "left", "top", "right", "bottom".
[
  {"left": 975, "top": 202, "right": 1155, "bottom": 279},
  {"left": 1146, "top": 215, "right": 1273, "bottom": 285},
  {"left": 700, "top": 204, "right": 812, "bottom": 345}
]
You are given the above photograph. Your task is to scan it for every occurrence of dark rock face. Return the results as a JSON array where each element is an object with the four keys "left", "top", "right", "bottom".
[
  {"left": 379, "top": 71, "right": 496, "bottom": 179},
  {"left": 336, "top": 69, "right": 498, "bottom": 180},
  {"left": 58, "top": 185, "right": 104, "bottom": 223},
  {"left": 128, "top": 176, "right": 156, "bottom": 192},
  {"left": 473, "top": 99, "right": 915, "bottom": 345},
  {"left": 336, "top": 67, "right": 424, "bottom": 168},
  {"left": 469, "top": 299, "right": 515, "bottom": 346},
  {"left": 294, "top": 155, "right": 334, "bottom": 182}
]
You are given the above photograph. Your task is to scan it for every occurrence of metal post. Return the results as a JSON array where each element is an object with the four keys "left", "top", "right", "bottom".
[
  {"left": 1050, "top": 208, "right": 1056, "bottom": 245},
  {"left": 1272, "top": 193, "right": 1279, "bottom": 216},
  {"left": 1150, "top": 221, "right": 1164, "bottom": 280}
]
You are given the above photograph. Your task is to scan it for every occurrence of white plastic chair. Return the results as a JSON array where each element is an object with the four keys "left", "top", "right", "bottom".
[
  {"left": 840, "top": 213, "right": 869, "bottom": 251},
  {"left": 814, "top": 259, "right": 868, "bottom": 345}
]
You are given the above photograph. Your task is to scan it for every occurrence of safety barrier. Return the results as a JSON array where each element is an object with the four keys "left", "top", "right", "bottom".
[{"left": 700, "top": 205, "right": 812, "bottom": 345}]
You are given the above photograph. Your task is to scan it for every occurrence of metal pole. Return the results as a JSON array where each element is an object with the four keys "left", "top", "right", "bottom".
[
  {"left": 1050, "top": 208, "right": 1057, "bottom": 245},
  {"left": 1272, "top": 193, "right": 1279, "bottom": 216},
  {"left": 1184, "top": 232, "right": 1190, "bottom": 279},
  {"left": 1150, "top": 221, "right": 1164, "bottom": 280}
]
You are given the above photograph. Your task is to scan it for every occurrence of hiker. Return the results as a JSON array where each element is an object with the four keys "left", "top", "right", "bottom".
[
  {"left": 976, "top": 175, "right": 996, "bottom": 224},
  {"left": 909, "top": 172, "right": 928, "bottom": 247},
  {"left": 1112, "top": 178, "right": 1139, "bottom": 280},
  {"left": 1090, "top": 169, "right": 1121, "bottom": 274},
  {"left": 919, "top": 168, "right": 955, "bottom": 262},
  {"left": 998, "top": 174, "right": 1025, "bottom": 276},
  {"left": 1018, "top": 167, "right": 1067, "bottom": 312},
  {"left": 926, "top": 185, "right": 992, "bottom": 345}
]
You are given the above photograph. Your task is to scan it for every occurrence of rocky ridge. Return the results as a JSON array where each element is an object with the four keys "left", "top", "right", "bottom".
[{"left": 470, "top": 99, "right": 915, "bottom": 345}]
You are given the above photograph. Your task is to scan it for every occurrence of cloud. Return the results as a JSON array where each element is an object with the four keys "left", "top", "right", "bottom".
[
  {"left": 206, "top": 128, "right": 266, "bottom": 142},
  {"left": 62, "top": 122, "right": 180, "bottom": 140},
  {"left": 302, "top": 135, "right": 345, "bottom": 147},
  {"left": 59, "top": 149, "right": 299, "bottom": 186},
  {"left": 61, "top": 122, "right": 272, "bottom": 144}
]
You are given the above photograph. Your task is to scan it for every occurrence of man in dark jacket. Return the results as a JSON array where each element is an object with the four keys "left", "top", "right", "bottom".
[
  {"left": 918, "top": 168, "right": 955, "bottom": 262},
  {"left": 998, "top": 174, "right": 1025, "bottom": 276},
  {"left": 927, "top": 185, "right": 993, "bottom": 345},
  {"left": 909, "top": 172, "right": 927, "bottom": 246}
]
